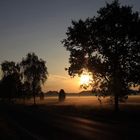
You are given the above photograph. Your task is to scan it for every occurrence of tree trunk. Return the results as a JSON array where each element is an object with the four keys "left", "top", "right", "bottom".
[
  {"left": 113, "top": 67, "right": 120, "bottom": 112},
  {"left": 32, "top": 82, "right": 36, "bottom": 105},
  {"left": 114, "top": 94, "right": 119, "bottom": 112},
  {"left": 33, "top": 94, "right": 36, "bottom": 105}
]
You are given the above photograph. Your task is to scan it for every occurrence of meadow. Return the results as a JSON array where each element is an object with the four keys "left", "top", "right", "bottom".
[
  {"left": 18, "top": 95, "right": 140, "bottom": 123},
  {"left": 1, "top": 95, "right": 140, "bottom": 139},
  {"left": 23, "top": 95, "right": 140, "bottom": 106}
]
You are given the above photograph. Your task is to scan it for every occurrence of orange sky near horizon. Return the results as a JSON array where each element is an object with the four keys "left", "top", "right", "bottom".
[{"left": 43, "top": 74, "right": 84, "bottom": 93}]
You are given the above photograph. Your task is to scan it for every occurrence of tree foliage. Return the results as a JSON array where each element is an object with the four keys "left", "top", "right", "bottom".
[
  {"left": 0, "top": 61, "right": 22, "bottom": 101},
  {"left": 21, "top": 53, "right": 48, "bottom": 104},
  {"left": 62, "top": 0, "right": 140, "bottom": 111},
  {"left": 0, "top": 53, "right": 48, "bottom": 104},
  {"left": 1, "top": 61, "right": 20, "bottom": 77}
]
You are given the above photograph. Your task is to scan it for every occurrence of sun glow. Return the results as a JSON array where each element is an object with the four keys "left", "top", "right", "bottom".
[{"left": 80, "top": 70, "right": 93, "bottom": 87}]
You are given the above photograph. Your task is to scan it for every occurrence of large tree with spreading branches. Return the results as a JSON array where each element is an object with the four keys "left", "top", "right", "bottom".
[{"left": 62, "top": 0, "right": 140, "bottom": 111}]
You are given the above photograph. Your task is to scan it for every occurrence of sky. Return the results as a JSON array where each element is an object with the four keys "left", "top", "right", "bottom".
[{"left": 0, "top": 0, "right": 140, "bottom": 93}]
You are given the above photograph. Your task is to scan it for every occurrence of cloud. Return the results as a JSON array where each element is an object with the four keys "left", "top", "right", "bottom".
[
  {"left": 42, "top": 74, "right": 81, "bottom": 93},
  {"left": 48, "top": 74, "right": 68, "bottom": 81}
]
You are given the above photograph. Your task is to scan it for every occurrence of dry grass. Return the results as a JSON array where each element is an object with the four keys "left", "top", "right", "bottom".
[
  {"left": 18, "top": 95, "right": 140, "bottom": 108},
  {"left": 16, "top": 95, "right": 140, "bottom": 119}
]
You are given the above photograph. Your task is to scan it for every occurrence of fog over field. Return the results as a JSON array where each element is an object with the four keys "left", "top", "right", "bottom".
[{"left": 23, "top": 95, "right": 140, "bottom": 108}]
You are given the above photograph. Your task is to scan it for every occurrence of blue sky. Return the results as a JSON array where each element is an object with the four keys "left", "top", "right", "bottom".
[{"left": 0, "top": 0, "right": 140, "bottom": 92}]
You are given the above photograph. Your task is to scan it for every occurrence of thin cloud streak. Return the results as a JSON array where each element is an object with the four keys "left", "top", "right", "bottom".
[
  {"left": 48, "top": 74, "right": 68, "bottom": 81},
  {"left": 43, "top": 74, "right": 81, "bottom": 93}
]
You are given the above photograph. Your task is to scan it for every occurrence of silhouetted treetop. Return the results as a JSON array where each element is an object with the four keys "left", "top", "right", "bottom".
[{"left": 1, "top": 61, "right": 20, "bottom": 77}]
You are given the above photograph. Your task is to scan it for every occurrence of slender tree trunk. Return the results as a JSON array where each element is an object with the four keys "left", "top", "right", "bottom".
[
  {"left": 113, "top": 66, "right": 120, "bottom": 112},
  {"left": 33, "top": 82, "right": 36, "bottom": 105},
  {"left": 114, "top": 94, "right": 119, "bottom": 112},
  {"left": 33, "top": 94, "right": 36, "bottom": 105}
]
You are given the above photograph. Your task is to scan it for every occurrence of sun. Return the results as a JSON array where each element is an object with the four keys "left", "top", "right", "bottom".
[
  {"left": 80, "top": 75, "right": 90, "bottom": 85},
  {"left": 80, "top": 70, "right": 93, "bottom": 86}
]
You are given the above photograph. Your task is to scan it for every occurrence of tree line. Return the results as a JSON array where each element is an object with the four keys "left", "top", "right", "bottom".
[{"left": 0, "top": 53, "right": 48, "bottom": 105}]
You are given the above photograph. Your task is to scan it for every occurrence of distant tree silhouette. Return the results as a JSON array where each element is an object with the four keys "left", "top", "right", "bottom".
[
  {"left": 39, "top": 91, "right": 44, "bottom": 100},
  {"left": 62, "top": 0, "right": 140, "bottom": 111},
  {"left": 21, "top": 53, "right": 48, "bottom": 105},
  {"left": 20, "top": 81, "right": 32, "bottom": 103},
  {"left": 0, "top": 61, "right": 22, "bottom": 101},
  {"left": 59, "top": 89, "right": 66, "bottom": 102}
]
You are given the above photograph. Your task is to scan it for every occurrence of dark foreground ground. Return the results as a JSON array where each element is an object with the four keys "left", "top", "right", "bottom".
[{"left": 0, "top": 100, "right": 140, "bottom": 140}]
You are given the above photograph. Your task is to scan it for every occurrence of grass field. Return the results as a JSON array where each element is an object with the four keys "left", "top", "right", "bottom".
[
  {"left": 22, "top": 95, "right": 140, "bottom": 106},
  {"left": 17, "top": 95, "right": 140, "bottom": 114},
  {"left": 18, "top": 95, "right": 140, "bottom": 123}
]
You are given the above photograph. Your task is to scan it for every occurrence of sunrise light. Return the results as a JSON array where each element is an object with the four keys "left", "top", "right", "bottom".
[{"left": 80, "top": 70, "right": 93, "bottom": 86}]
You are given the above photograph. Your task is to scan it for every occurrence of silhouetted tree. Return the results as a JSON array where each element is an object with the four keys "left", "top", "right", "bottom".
[
  {"left": 59, "top": 89, "right": 66, "bottom": 102},
  {"left": 39, "top": 91, "right": 45, "bottom": 100},
  {"left": 20, "top": 81, "right": 32, "bottom": 103},
  {"left": 21, "top": 53, "right": 48, "bottom": 105},
  {"left": 0, "top": 61, "right": 22, "bottom": 101},
  {"left": 62, "top": 0, "right": 140, "bottom": 111}
]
